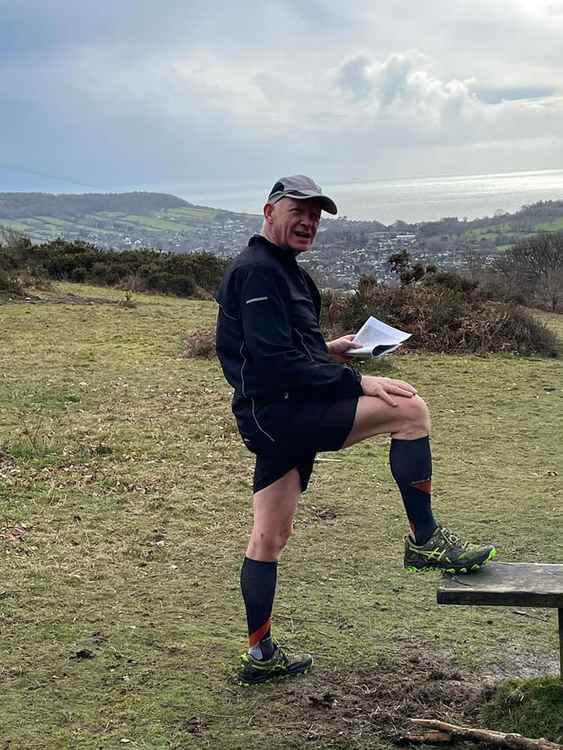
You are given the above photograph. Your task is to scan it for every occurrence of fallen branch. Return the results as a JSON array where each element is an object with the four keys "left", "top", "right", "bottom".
[{"left": 403, "top": 719, "right": 563, "bottom": 750}]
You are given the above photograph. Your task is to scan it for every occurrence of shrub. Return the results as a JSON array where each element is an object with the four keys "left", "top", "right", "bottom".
[
  {"left": 90, "top": 262, "right": 124, "bottom": 285},
  {"left": 0, "top": 235, "right": 228, "bottom": 298},
  {"left": 326, "top": 280, "right": 560, "bottom": 356},
  {"left": 162, "top": 252, "right": 228, "bottom": 291},
  {"left": 183, "top": 328, "right": 216, "bottom": 358},
  {"left": 145, "top": 272, "right": 196, "bottom": 297},
  {"left": 0, "top": 269, "right": 23, "bottom": 296},
  {"left": 70, "top": 266, "right": 88, "bottom": 283},
  {"left": 116, "top": 274, "right": 146, "bottom": 293},
  {"left": 425, "top": 270, "right": 479, "bottom": 295}
]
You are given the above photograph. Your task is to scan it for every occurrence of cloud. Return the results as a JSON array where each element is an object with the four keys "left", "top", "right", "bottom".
[
  {"left": 334, "top": 50, "right": 479, "bottom": 130},
  {"left": 1, "top": 1, "right": 563, "bottom": 192},
  {"left": 335, "top": 54, "right": 376, "bottom": 102},
  {"left": 331, "top": 49, "right": 563, "bottom": 150}
]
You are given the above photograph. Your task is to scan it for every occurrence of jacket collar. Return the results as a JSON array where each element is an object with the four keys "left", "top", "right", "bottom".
[{"left": 248, "top": 234, "right": 298, "bottom": 266}]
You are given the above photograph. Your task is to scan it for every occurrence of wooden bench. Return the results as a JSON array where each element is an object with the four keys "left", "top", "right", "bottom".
[{"left": 437, "top": 562, "right": 563, "bottom": 677}]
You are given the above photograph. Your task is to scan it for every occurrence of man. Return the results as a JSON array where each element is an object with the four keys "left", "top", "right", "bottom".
[{"left": 215, "top": 175, "right": 496, "bottom": 686}]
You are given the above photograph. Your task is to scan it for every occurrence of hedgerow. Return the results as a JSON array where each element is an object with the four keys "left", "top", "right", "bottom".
[{"left": 0, "top": 233, "right": 228, "bottom": 297}]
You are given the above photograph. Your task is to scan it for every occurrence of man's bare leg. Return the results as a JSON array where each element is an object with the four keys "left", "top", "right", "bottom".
[
  {"left": 342, "top": 393, "right": 431, "bottom": 447},
  {"left": 343, "top": 392, "right": 437, "bottom": 543},
  {"left": 241, "top": 470, "right": 299, "bottom": 653},
  {"left": 239, "top": 468, "right": 314, "bottom": 683},
  {"left": 246, "top": 468, "right": 301, "bottom": 561},
  {"left": 344, "top": 391, "right": 496, "bottom": 571}
]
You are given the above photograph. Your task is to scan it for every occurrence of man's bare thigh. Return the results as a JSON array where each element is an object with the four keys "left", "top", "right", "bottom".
[{"left": 342, "top": 394, "right": 430, "bottom": 448}]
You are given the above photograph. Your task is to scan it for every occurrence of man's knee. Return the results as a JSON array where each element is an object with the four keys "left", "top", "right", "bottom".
[
  {"left": 396, "top": 395, "right": 431, "bottom": 436},
  {"left": 249, "top": 522, "right": 293, "bottom": 560}
]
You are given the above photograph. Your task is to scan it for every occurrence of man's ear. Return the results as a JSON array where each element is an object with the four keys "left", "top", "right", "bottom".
[{"left": 263, "top": 203, "right": 275, "bottom": 224}]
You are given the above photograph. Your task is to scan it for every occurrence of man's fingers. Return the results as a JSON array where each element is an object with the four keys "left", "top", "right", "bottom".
[
  {"left": 376, "top": 387, "right": 398, "bottom": 407},
  {"left": 388, "top": 378, "right": 417, "bottom": 394},
  {"left": 389, "top": 385, "right": 416, "bottom": 397},
  {"left": 360, "top": 376, "right": 419, "bottom": 404}
]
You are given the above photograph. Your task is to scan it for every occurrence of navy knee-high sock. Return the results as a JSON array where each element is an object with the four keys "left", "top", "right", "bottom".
[
  {"left": 240, "top": 556, "right": 277, "bottom": 659},
  {"left": 389, "top": 436, "right": 436, "bottom": 545}
]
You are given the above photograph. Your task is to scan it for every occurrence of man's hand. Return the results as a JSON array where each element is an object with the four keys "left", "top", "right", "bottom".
[
  {"left": 326, "top": 334, "right": 360, "bottom": 363},
  {"left": 361, "top": 375, "right": 417, "bottom": 407}
]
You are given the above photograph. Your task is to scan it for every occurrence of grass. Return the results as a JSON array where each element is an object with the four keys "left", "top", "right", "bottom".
[
  {"left": 537, "top": 217, "right": 563, "bottom": 231},
  {"left": 461, "top": 222, "right": 508, "bottom": 239},
  {"left": 1, "top": 283, "right": 563, "bottom": 749},
  {"left": 164, "top": 207, "right": 219, "bottom": 222},
  {"left": 481, "top": 676, "right": 563, "bottom": 741},
  {"left": 1, "top": 219, "right": 37, "bottom": 232},
  {"left": 121, "top": 215, "right": 196, "bottom": 232}
]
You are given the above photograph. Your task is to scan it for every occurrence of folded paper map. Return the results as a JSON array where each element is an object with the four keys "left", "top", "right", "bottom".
[{"left": 345, "top": 315, "right": 411, "bottom": 359}]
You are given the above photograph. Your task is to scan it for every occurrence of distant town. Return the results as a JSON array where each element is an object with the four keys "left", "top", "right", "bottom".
[{"left": 1, "top": 191, "right": 562, "bottom": 289}]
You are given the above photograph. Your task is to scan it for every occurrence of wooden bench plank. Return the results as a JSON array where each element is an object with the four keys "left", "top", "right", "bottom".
[{"left": 437, "top": 562, "right": 563, "bottom": 608}]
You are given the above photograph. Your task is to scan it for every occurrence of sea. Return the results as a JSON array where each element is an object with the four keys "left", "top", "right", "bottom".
[{"left": 180, "top": 168, "right": 563, "bottom": 225}]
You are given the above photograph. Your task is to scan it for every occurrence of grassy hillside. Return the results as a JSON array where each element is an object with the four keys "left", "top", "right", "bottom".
[
  {"left": 0, "top": 205, "right": 248, "bottom": 244},
  {"left": 3, "top": 193, "right": 563, "bottom": 261},
  {"left": 0, "top": 192, "right": 259, "bottom": 251},
  {"left": 1, "top": 284, "right": 562, "bottom": 749}
]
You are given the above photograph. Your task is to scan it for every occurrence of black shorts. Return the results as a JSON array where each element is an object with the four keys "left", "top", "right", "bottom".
[{"left": 233, "top": 395, "right": 359, "bottom": 493}]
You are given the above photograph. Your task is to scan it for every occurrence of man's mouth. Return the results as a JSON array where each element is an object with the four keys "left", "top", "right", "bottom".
[{"left": 294, "top": 231, "right": 311, "bottom": 240}]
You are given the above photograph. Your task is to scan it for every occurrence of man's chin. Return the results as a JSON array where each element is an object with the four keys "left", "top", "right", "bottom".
[{"left": 290, "top": 238, "right": 313, "bottom": 253}]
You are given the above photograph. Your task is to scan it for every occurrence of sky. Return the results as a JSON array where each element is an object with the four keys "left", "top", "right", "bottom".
[{"left": 2, "top": 0, "right": 563, "bottom": 198}]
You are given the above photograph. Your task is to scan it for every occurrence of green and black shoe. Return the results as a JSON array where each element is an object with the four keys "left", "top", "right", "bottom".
[
  {"left": 404, "top": 524, "right": 497, "bottom": 574},
  {"left": 238, "top": 643, "right": 313, "bottom": 686}
]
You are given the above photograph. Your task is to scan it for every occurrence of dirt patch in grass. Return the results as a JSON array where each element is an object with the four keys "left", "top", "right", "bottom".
[
  {"left": 281, "top": 652, "right": 486, "bottom": 748},
  {"left": 0, "top": 290, "right": 127, "bottom": 306},
  {"left": 202, "top": 647, "right": 559, "bottom": 749},
  {"left": 182, "top": 326, "right": 216, "bottom": 358},
  {"left": 175, "top": 646, "right": 495, "bottom": 749}
]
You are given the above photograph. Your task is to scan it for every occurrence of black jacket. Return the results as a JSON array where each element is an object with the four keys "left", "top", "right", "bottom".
[{"left": 215, "top": 235, "right": 363, "bottom": 407}]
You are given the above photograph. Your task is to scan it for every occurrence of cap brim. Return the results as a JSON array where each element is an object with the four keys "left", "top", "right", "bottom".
[
  {"left": 296, "top": 192, "right": 338, "bottom": 215},
  {"left": 269, "top": 190, "right": 338, "bottom": 215}
]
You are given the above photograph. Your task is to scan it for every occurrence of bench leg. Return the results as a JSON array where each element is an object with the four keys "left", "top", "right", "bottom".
[{"left": 559, "top": 609, "right": 563, "bottom": 680}]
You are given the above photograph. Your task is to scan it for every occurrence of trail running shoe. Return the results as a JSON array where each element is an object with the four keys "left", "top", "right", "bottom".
[
  {"left": 404, "top": 524, "right": 497, "bottom": 574},
  {"left": 238, "top": 643, "right": 313, "bottom": 686}
]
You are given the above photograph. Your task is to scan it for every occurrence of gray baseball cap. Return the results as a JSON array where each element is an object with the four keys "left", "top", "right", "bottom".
[{"left": 267, "top": 175, "right": 338, "bottom": 215}]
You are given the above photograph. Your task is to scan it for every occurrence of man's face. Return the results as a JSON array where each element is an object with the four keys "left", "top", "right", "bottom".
[{"left": 263, "top": 197, "right": 322, "bottom": 253}]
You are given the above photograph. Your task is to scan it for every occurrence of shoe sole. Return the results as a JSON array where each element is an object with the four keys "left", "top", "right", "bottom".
[
  {"left": 238, "top": 664, "right": 313, "bottom": 687},
  {"left": 404, "top": 546, "right": 497, "bottom": 574}
]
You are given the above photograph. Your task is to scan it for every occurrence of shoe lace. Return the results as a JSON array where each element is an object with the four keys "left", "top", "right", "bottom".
[{"left": 439, "top": 526, "right": 468, "bottom": 549}]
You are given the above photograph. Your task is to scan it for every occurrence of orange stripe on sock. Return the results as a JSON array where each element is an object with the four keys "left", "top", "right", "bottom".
[
  {"left": 249, "top": 617, "right": 272, "bottom": 647},
  {"left": 412, "top": 479, "right": 432, "bottom": 495}
]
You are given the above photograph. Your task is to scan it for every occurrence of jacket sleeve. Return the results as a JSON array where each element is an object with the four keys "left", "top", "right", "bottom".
[{"left": 238, "top": 266, "right": 363, "bottom": 399}]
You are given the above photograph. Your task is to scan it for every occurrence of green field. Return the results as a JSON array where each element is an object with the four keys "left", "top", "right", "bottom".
[
  {"left": 0, "top": 204, "right": 224, "bottom": 246},
  {"left": 1, "top": 284, "right": 562, "bottom": 749},
  {"left": 165, "top": 207, "right": 219, "bottom": 222},
  {"left": 537, "top": 217, "right": 563, "bottom": 231}
]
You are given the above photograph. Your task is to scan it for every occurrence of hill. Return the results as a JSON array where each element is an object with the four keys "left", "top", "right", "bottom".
[
  {"left": 0, "top": 191, "right": 190, "bottom": 218},
  {"left": 1, "top": 191, "right": 563, "bottom": 288},
  {"left": 0, "top": 191, "right": 260, "bottom": 254}
]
